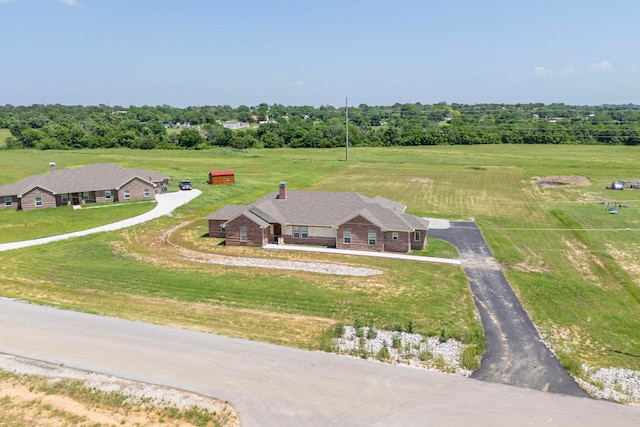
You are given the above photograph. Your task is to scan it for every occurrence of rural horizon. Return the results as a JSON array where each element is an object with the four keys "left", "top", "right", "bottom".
[{"left": 2, "top": 0, "right": 640, "bottom": 423}]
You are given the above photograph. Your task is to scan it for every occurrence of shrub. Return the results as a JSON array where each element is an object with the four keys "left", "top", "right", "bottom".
[
  {"left": 439, "top": 328, "right": 449, "bottom": 343},
  {"left": 353, "top": 318, "right": 362, "bottom": 329},
  {"left": 461, "top": 346, "right": 481, "bottom": 370},
  {"left": 392, "top": 333, "right": 402, "bottom": 350},
  {"left": 366, "top": 327, "right": 377, "bottom": 339},
  {"left": 358, "top": 337, "right": 369, "bottom": 359},
  {"left": 418, "top": 350, "right": 433, "bottom": 361},
  {"left": 377, "top": 343, "right": 391, "bottom": 361}
]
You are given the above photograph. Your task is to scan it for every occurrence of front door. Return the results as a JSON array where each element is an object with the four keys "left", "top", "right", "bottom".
[{"left": 273, "top": 224, "right": 282, "bottom": 243}]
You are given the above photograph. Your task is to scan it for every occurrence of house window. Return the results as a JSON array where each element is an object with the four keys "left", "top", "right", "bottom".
[
  {"left": 343, "top": 230, "right": 351, "bottom": 244},
  {"left": 392, "top": 232, "right": 398, "bottom": 240},
  {"left": 61, "top": 193, "right": 68, "bottom": 203},
  {"left": 293, "top": 226, "right": 308, "bottom": 239},
  {"left": 368, "top": 232, "right": 377, "bottom": 245},
  {"left": 105, "top": 190, "right": 112, "bottom": 200},
  {"left": 240, "top": 227, "right": 248, "bottom": 242},
  {"left": 226, "top": 176, "right": 231, "bottom": 182},
  {"left": 143, "top": 188, "right": 150, "bottom": 198},
  {"left": 4, "top": 196, "right": 11, "bottom": 207},
  {"left": 35, "top": 197, "right": 43, "bottom": 207},
  {"left": 124, "top": 190, "right": 130, "bottom": 200},
  {"left": 82, "top": 192, "right": 89, "bottom": 200},
  {"left": 414, "top": 231, "right": 421, "bottom": 241}
]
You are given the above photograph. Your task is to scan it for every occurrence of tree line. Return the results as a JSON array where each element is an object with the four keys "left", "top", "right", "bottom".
[{"left": 1, "top": 102, "right": 639, "bottom": 150}]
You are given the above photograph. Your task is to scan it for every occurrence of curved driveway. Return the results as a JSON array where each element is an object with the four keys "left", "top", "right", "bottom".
[
  {"left": 430, "top": 222, "right": 588, "bottom": 396},
  {"left": 0, "top": 190, "right": 201, "bottom": 252}
]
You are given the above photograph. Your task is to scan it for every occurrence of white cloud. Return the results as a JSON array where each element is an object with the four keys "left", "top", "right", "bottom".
[
  {"left": 290, "top": 80, "right": 306, "bottom": 86},
  {"left": 0, "top": 0, "right": 15, "bottom": 4},
  {"left": 532, "top": 66, "right": 575, "bottom": 78},
  {"left": 588, "top": 60, "right": 612, "bottom": 72},
  {"left": 57, "top": 0, "right": 78, "bottom": 5},
  {"left": 532, "top": 66, "right": 554, "bottom": 78},
  {"left": 558, "top": 67, "right": 575, "bottom": 76}
]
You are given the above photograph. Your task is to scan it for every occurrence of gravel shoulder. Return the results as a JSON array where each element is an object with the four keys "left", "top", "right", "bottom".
[{"left": 0, "top": 354, "right": 238, "bottom": 426}]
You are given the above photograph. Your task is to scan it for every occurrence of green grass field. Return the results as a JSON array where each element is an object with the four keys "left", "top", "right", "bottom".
[
  {"left": 1, "top": 145, "right": 639, "bottom": 372},
  {"left": 0, "top": 202, "right": 156, "bottom": 243}
]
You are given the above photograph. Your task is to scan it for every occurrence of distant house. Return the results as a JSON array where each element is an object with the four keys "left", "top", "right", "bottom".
[
  {"left": 0, "top": 163, "right": 170, "bottom": 211},
  {"left": 206, "top": 182, "right": 429, "bottom": 253},
  {"left": 223, "top": 120, "right": 250, "bottom": 129},
  {"left": 209, "top": 170, "right": 235, "bottom": 185}
]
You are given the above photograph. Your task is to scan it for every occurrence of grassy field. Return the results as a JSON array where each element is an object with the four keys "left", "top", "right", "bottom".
[
  {"left": 0, "top": 201, "right": 156, "bottom": 243},
  {"left": 1, "top": 145, "right": 639, "bottom": 374}
]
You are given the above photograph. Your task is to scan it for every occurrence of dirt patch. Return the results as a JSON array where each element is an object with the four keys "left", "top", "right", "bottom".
[
  {"left": 410, "top": 177, "right": 434, "bottom": 184},
  {"left": 562, "top": 238, "right": 602, "bottom": 287},
  {"left": 0, "top": 355, "right": 239, "bottom": 427},
  {"left": 507, "top": 260, "right": 550, "bottom": 273},
  {"left": 606, "top": 244, "right": 640, "bottom": 285},
  {"left": 534, "top": 175, "right": 591, "bottom": 187}
]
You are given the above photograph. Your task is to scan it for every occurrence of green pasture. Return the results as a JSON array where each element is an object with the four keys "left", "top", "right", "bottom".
[
  {"left": 0, "top": 202, "right": 156, "bottom": 243},
  {"left": 1, "top": 145, "right": 640, "bottom": 372}
]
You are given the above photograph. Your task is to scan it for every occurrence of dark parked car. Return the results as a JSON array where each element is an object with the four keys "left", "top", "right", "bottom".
[{"left": 179, "top": 180, "right": 192, "bottom": 190}]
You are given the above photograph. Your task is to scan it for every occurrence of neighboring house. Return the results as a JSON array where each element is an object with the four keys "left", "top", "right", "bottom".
[
  {"left": 206, "top": 182, "right": 429, "bottom": 253},
  {"left": 0, "top": 163, "right": 170, "bottom": 211},
  {"left": 222, "top": 120, "right": 250, "bottom": 130},
  {"left": 209, "top": 170, "right": 235, "bottom": 185}
]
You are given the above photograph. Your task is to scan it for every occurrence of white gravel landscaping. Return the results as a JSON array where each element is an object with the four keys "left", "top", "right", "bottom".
[
  {"left": 334, "top": 326, "right": 473, "bottom": 376},
  {"left": 184, "top": 251, "right": 383, "bottom": 276},
  {"left": 578, "top": 366, "right": 640, "bottom": 405}
]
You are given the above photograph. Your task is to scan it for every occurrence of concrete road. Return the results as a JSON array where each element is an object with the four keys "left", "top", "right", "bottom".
[
  {"left": 2, "top": 298, "right": 639, "bottom": 426},
  {"left": 429, "top": 222, "right": 588, "bottom": 396},
  {"left": 0, "top": 189, "right": 201, "bottom": 252}
]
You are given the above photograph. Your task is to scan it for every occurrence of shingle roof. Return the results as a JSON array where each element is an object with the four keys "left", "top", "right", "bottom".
[
  {"left": 0, "top": 175, "right": 45, "bottom": 198},
  {"left": 206, "top": 188, "right": 429, "bottom": 232},
  {"left": 0, "top": 163, "right": 170, "bottom": 197},
  {"left": 205, "top": 205, "right": 248, "bottom": 220},
  {"left": 234, "top": 211, "right": 271, "bottom": 228}
]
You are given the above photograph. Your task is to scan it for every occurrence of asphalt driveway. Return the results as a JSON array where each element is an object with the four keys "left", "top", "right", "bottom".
[{"left": 430, "top": 222, "right": 589, "bottom": 397}]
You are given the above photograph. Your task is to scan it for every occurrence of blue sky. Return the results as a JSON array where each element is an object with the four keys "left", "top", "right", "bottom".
[{"left": 1, "top": 0, "right": 639, "bottom": 107}]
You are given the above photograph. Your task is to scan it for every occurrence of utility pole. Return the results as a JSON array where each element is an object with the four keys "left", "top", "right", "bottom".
[{"left": 345, "top": 97, "right": 349, "bottom": 162}]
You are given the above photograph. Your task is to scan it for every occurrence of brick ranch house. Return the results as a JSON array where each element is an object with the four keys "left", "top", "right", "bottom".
[
  {"left": 0, "top": 163, "right": 170, "bottom": 211},
  {"left": 206, "top": 182, "right": 430, "bottom": 253}
]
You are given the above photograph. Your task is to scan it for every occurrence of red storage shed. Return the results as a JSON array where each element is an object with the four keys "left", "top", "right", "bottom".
[{"left": 209, "top": 170, "right": 235, "bottom": 185}]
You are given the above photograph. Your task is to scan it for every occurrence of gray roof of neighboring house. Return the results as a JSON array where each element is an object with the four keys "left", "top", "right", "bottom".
[
  {"left": 206, "top": 189, "right": 429, "bottom": 232},
  {"left": 0, "top": 163, "right": 170, "bottom": 197}
]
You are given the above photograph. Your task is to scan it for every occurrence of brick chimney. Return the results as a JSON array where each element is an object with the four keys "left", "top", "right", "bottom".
[{"left": 278, "top": 182, "right": 287, "bottom": 200}]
